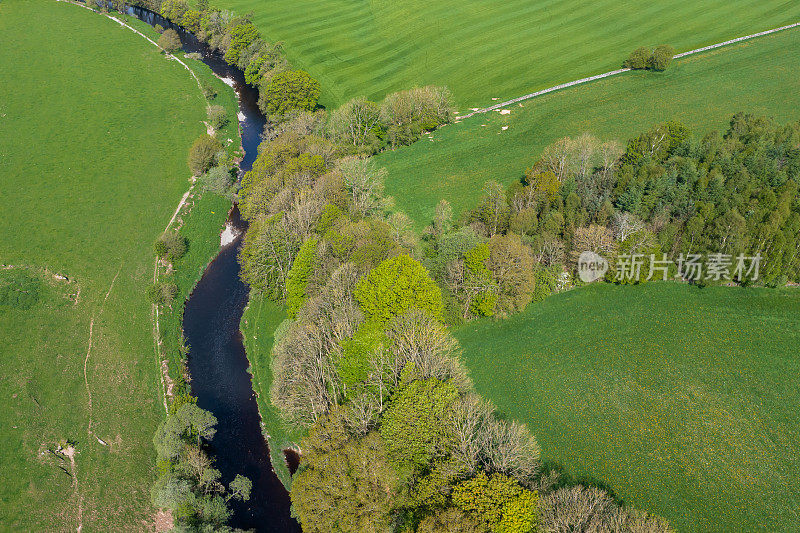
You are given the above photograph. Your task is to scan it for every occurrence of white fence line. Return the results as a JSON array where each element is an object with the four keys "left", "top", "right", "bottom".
[{"left": 459, "top": 21, "right": 800, "bottom": 119}]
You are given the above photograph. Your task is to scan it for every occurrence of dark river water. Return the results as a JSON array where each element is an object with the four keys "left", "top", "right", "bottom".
[{"left": 127, "top": 6, "right": 299, "bottom": 531}]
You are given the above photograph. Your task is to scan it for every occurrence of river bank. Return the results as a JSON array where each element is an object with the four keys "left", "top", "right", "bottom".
[{"left": 118, "top": 5, "right": 299, "bottom": 530}]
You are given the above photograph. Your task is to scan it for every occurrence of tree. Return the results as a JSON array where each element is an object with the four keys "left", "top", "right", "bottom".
[
  {"left": 285, "top": 237, "right": 318, "bottom": 318},
  {"left": 623, "top": 47, "right": 651, "bottom": 69},
  {"left": 160, "top": 0, "right": 188, "bottom": 22},
  {"left": 476, "top": 181, "right": 510, "bottom": 236},
  {"left": 224, "top": 21, "right": 259, "bottom": 65},
  {"left": 383, "top": 309, "right": 470, "bottom": 391},
  {"left": 227, "top": 474, "right": 252, "bottom": 502},
  {"left": 157, "top": 28, "right": 182, "bottom": 54},
  {"left": 153, "top": 403, "right": 217, "bottom": 461},
  {"left": 571, "top": 224, "right": 615, "bottom": 262},
  {"left": 539, "top": 485, "right": 672, "bottom": 533},
  {"left": 147, "top": 280, "right": 178, "bottom": 307},
  {"left": 649, "top": 45, "right": 675, "bottom": 71},
  {"left": 417, "top": 507, "right": 484, "bottom": 533},
  {"left": 463, "top": 243, "right": 497, "bottom": 318},
  {"left": 291, "top": 432, "right": 400, "bottom": 533},
  {"left": 155, "top": 231, "right": 188, "bottom": 262},
  {"left": 329, "top": 96, "right": 383, "bottom": 148},
  {"left": 187, "top": 134, "right": 222, "bottom": 175},
  {"left": 259, "top": 70, "right": 321, "bottom": 116},
  {"left": 199, "top": 164, "right": 235, "bottom": 196},
  {"left": 354, "top": 254, "right": 444, "bottom": 324},
  {"left": 206, "top": 104, "right": 227, "bottom": 130},
  {"left": 337, "top": 156, "right": 390, "bottom": 217},
  {"left": 379, "top": 376, "right": 460, "bottom": 472},
  {"left": 239, "top": 212, "right": 298, "bottom": 298},
  {"left": 486, "top": 233, "right": 535, "bottom": 315},
  {"left": 452, "top": 471, "right": 538, "bottom": 533},
  {"left": 181, "top": 9, "right": 202, "bottom": 33}
]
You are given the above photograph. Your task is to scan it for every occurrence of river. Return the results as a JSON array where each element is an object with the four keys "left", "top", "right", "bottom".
[{"left": 127, "top": 7, "right": 299, "bottom": 532}]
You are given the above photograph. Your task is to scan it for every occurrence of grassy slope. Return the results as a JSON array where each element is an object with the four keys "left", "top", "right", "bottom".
[
  {"left": 240, "top": 295, "right": 302, "bottom": 489},
  {"left": 211, "top": 0, "right": 799, "bottom": 108},
  {"left": 375, "top": 27, "right": 800, "bottom": 228},
  {"left": 241, "top": 294, "right": 300, "bottom": 488},
  {"left": 0, "top": 2, "right": 207, "bottom": 530},
  {"left": 456, "top": 283, "right": 800, "bottom": 532}
]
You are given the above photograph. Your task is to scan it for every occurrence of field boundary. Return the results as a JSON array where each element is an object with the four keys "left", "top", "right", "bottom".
[{"left": 459, "top": 21, "right": 800, "bottom": 119}]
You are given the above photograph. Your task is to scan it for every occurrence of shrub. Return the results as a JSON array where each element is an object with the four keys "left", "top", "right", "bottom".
[
  {"left": 157, "top": 29, "right": 182, "bottom": 54},
  {"left": 187, "top": 134, "right": 222, "bottom": 175},
  {"left": 199, "top": 165, "right": 235, "bottom": 196},
  {"left": 154, "top": 24, "right": 165, "bottom": 34},
  {"left": 258, "top": 70, "right": 321, "bottom": 116},
  {"left": 354, "top": 254, "right": 444, "bottom": 324},
  {"left": 201, "top": 82, "right": 217, "bottom": 100},
  {"left": 148, "top": 281, "right": 178, "bottom": 306},
  {"left": 206, "top": 104, "right": 227, "bottom": 130},
  {"left": 155, "top": 231, "right": 188, "bottom": 262},
  {"left": 623, "top": 46, "right": 651, "bottom": 69},
  {"left": 650, "top": 44, "right": 675, "bottom": 71}
]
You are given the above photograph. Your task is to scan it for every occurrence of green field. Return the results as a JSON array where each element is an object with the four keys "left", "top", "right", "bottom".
[
  {"left": 375, "top": 26, "right": 800, "bottom": 227},
  {"left": 213, "top": 0, "right": 799, "bottom": 108},
  {"left": 456, "top": 283, "right": 800, "bottom": 532},
  {"left": 375, "top": 25, "right": 800, "bottom": 226},
  {"left": 0, "top": 1, "right": 214, "bottom": 529}
]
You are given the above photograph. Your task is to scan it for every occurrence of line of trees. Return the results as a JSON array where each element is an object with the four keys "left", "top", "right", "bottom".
[{"left": 151, "top": 395, "right": 252, "bottom": 532}]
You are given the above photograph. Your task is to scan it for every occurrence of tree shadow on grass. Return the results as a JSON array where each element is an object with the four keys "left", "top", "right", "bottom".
[{"left": 540, "top": 458, "right": 622, "bottom": 503}]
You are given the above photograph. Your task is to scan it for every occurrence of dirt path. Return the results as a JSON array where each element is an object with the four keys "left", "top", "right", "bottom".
[
  {"left": 459, "top": 21, "right": 800, "bottom": 119},
  {"left": 83, "top": 266, "right": 122, "bottom": 440},
  {"left": 152, "top": 183, "right": 197, "bottom": 414}
]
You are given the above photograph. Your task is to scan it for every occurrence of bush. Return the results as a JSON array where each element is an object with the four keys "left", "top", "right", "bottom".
[
  {"left": 206, "top": 104, "right": 227, "bottom": 130},
  {"left": 623, "top": 46, "right": 651, "bottom": 69},
  {"left": 187, "top": 134, "right": 222, "bottom": 175},
  {"left": 157, "top": 29, "right": 182, "bottom": 54},
  {"left": 199, "top": 165, "right": 235, "bottom": 196},
  {"left": 201, "top": 82, "right": 217, "bottom": 100},
  {"left": 148, "top": 281, "right": 178, "bottom": 306},
  {"left": 650, "top": 44, "right": 675, "bottom": 71},
  {"left": 154, "top": 24, "right": 165, "bottom": 34},
  {"left": 155, "top": 231, "right": 188, "bottom": 262},
  {"left": 258, "top": 70, "right": 320, "bottom": 116}
]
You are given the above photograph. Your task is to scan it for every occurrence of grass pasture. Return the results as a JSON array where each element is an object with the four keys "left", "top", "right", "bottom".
[
  {"left": 212, "top": 0, "right": 800, "bottom": 108},
  {"left": 456, "top": 283, "right": 800, "bottom": 532},
  {"left": 0, "top": 1, "right": 213, "bottom": 529},
  {"left": 375, "top": 26, "right": 800, "bottom": 227}
]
